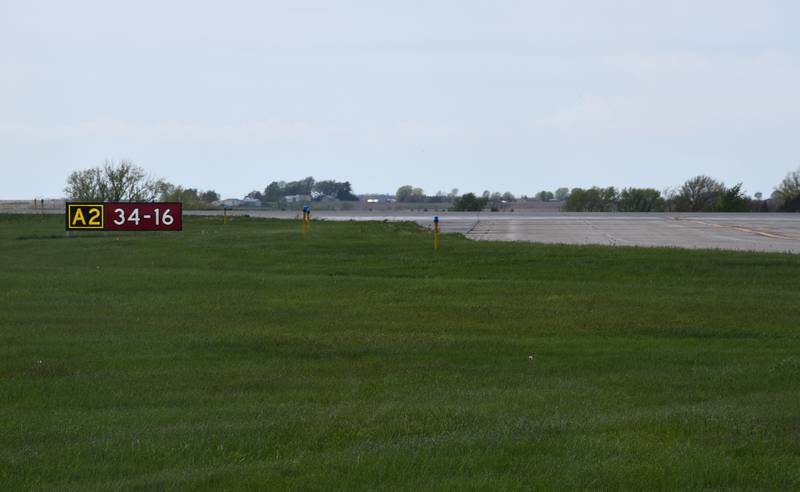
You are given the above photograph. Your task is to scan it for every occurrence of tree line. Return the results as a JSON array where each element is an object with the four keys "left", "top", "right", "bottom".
[
  {"left": 65, "top": 161, "right": 800, "bottom": 213},
  {"left": 246, "top": 177, "right": 357, "bottom": 202},
  {"left": 562, "top": 172, "right": 800, "bottom": 212}
]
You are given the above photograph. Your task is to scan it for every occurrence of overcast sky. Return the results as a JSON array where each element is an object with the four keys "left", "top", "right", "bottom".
[{"left": 1, "top": 1, "right": 798, "bottom": 199}]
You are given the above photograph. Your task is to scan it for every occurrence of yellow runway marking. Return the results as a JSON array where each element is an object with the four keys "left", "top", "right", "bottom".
[{"left": 673, "top": 218, "right": 796, "bottom": 240}]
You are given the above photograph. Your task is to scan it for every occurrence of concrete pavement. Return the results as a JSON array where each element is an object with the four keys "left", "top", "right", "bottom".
[{"left": 184, "top": 210, "right": 800, "bottom": 253}]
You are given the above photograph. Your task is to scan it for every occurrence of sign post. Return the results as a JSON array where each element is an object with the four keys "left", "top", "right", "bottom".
[{"left": 66, "top": 202, "right": 183, "bottom": 232}]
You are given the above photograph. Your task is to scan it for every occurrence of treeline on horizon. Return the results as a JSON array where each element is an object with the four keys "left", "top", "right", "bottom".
[
  {"left": 559, "top": 173, "right": 799, "bottom": 213},
  {"left": 64, "top": 161, "right": 800, "bottom": 213}
]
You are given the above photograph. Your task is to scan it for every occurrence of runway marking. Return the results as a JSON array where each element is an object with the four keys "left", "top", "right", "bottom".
[
  {"left": 673, "top": 217, "right": 797, "bottom": 240},
  {"left": 581, "top": 219, "right": 630, "bottom": 244}
]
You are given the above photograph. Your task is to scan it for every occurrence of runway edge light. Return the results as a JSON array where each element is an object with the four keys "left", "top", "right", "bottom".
[
  {"left": 433, "top": 215, "right": 440, "bottom": 253},
  {"left": 302, "top": 205, "right": 311, "bottom": 236}
]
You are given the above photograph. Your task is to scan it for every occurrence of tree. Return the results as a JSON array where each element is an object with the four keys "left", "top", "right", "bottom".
[
  {"left": 536, "top": 190, "right": 554, "bottom": 201},
  {"left": 451, "top": 192, "right": 488, "bottom": 211},
  {"left": 563, "top": 187, "right": 618, "bottom": 212},
  {"left": 298, "top": 176, "right": 315, "bottom": 195},
  {"left": 396, "top": 185, "right": 414, "bottom": 202},
  {"left": 672, "top": 175, "right": 724, "bottom": 212},
  {"left": 64, "top": 167, "right": 103, "bottom": 201},
  {"left": 282, "top": 177, "right": 314, "bottom": 196},
  {"left": 617, "top": 188, "right": 665, "bottom": 212},
  {"left": 65, "top": 160, "right": 161, "bottom": 201},
  {"left": 260, "top": 177, "right": 314, "bottom": 201},
  {"left": 396, "top": 185, "right": 425, "bottom": 202},
  {"left": 245, "top": 190, "right": 262, "bottom": 201},
  {"left": 314, "top": 180, "right": 358, "bottom": 201},
  {"left": 716, "top": 183, "right": 749, "bottom": 212},
  {"left": 313, "top": 180, "right": 342, "bottom": 197},
  {"left": 336, "top": 181, "right": 358, "bottom": 201},
  {"left": 554, "top": 187, "right": 570, "bottom": 201},
  {"left": 263, "top": 181, "right": 286, "bottom": 202},
  {"left": 501, "top": 192, "right": 515, "bottom": 202},
  {"left": 774, "top": 167, "right": 800, "bottom": 212},
  {"left": 159, "top": 185, "right": 220, "bottom": 209}
]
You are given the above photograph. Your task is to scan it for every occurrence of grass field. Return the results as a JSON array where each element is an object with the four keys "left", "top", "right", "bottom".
[{"left": 2, "top": 213, "right": 800, "bottom": 490}]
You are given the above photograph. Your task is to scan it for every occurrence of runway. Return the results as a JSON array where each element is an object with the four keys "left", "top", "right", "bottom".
[
  {"left": 464, "top": 214, "right": 800, "bottom": 253},
  {"left": 185, "top": 210, "right": 800, "bottom": 253}
]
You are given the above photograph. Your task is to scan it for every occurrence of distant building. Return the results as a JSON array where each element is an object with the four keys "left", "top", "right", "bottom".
[
  {"left": 240, "top": 197, "right": 262, "bottom": 207},
  {"left": 360, "top": 194, "right": 396, "bottom": 203}
]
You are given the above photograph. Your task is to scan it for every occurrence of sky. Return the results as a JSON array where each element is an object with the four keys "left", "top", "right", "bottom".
[{"left": 1, "top": 0, "right": 799, "bottom": 199}]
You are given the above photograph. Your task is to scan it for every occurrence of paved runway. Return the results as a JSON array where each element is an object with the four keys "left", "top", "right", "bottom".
[
  {"left": 465, "top": 214, "right": 800, "bottom": 253},
  {"left": 187, "top": 210, "right": 800, "bottom": 253}
]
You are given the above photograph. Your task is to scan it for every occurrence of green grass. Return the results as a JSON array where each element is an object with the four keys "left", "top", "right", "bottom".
[{"left": 1, "top": 213, "right": 800, "bottom": 490}]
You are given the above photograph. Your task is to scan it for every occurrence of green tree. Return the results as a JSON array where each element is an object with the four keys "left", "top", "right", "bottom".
[
  {"left": 554, "top": 187, "right": 570, "bottom": 201},
  {"left": 311, "top": 180, "right": 358, "bottom": 201},
  {"left": 64, "top": 167, "right": 103, "bottom": 201},
  {"left": 563, "top": 187, "right": 618, "bottom": 212},
  {"left": 672, "top": 175, "right": 724, "bottom": 212},
  {"left": 282, "top": 177, "right": 315, "bottom": 196},
  {"left": 396, "top": 185, "right": 414, "bottom": 202},
  {"left": 617, "top": 188, "right": 665, "bottom": 212},
  {"left": 774, "top": 167, "right": 800, "bottom": 212},
  {"left": 244, "top": 190, "right": 262, "bottom": 201},
  {"left": 336, "top": 182, "right": 358, "bottom": 201},
  {"left": 396, "top": 185, "right": 425, "bottom": 202},
  {"left": 451, "top": 192, "right": 488, "bottom": 211},
  {"left": 201, "top": 190, "right": 220, "bottom": 203},
  {"left": 159, "top": 185, "right": 218, "bottom": 209},
  {"left": 716, "top": 183, "right": 749, "bottom": 212},
  {"left": 65, "top": 160, "right": 161, "bottom": 201},
  {"left": 536, "top": 190, "right": 554, "bottom": 201},
  {"left": 263, "top": 181, "right": 286, "bottom": 202},
  {"left": 313, "top": 180, "right": 342, "bottom": 197}
]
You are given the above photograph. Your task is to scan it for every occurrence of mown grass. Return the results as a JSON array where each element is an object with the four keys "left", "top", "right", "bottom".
[{"left": 1, "top": 213, "right": 799, "bottom": 490}]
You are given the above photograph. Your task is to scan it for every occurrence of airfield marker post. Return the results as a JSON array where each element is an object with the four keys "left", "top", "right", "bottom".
[{"left": 433, "top": 216, "right": 440, "bottom": 253}]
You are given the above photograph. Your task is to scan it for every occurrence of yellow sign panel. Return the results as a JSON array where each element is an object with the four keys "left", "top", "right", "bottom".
[{"left": 67, "top": 203, "right": 104, "bottom": 230}]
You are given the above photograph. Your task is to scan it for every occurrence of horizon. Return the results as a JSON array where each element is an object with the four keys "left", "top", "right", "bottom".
[{"left": 4, "top": 169, "right": 796, "bottom": 202}]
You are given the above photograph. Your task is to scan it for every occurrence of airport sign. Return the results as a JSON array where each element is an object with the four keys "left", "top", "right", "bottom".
[{"left": 66, "top": 202, "right": 182, "bottom": 231}]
